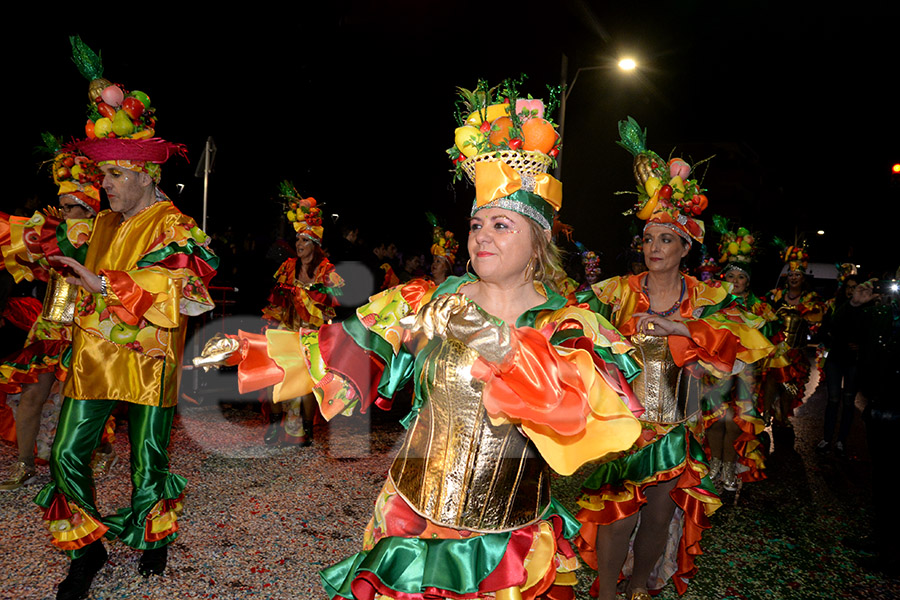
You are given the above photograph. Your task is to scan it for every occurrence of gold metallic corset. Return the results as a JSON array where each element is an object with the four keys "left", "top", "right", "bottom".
[
  {"left": 630, "top": 333, "right": 701, "bottom": 423},
  {"left": 778, "top": 306, "right": 805, "bottom": 349},
  {"left": 390, "top": 338, "right": 550, "bottom": 532},
  {"left": 41, "top": 270, "right": 77, "bottom": 323}
]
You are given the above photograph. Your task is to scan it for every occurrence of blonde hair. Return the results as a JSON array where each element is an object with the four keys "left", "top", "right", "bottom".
[{"left": 527, "top": 219, "right": 567, "bottom": 293}]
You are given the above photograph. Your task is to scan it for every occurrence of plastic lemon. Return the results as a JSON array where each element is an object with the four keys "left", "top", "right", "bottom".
[{"left": 455, "top": 126, "right": 485, "bottom": 158}]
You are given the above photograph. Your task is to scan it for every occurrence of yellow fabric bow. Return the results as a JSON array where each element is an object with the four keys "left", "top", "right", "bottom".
[{"left": 474, "top": 160, "right": 563, "bottom": 211}]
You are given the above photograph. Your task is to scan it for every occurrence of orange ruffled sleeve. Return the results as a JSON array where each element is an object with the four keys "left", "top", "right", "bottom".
[{"left": 472, "top": 326, "right": 641, "bottom": 476}]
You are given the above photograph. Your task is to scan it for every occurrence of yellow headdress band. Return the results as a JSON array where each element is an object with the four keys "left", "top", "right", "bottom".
[{"left": 471, "top": 160, "right": 562, "bottom": 230}]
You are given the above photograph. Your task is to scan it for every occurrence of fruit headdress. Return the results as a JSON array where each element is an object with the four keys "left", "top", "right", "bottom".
[
  {"left": 835, "top": 262, "right": 857, "bottom": 285},
  {"left": 712, "top": 215, "right": 758, "bottom": 278},
  {"left": 426, "top": 212, "right": 459, "bottom": 265},
  {"left": 279, "top": 180, "right": 323, "bottom": 245},
  {"left": 66, "top": 36, "right": 185, "bottom": 183},
  {"left": 696, "top": 244, "right": 721, "bottom": 281},
  {"left": 772, "top": 237, "right": 809, "bottom": 273},
  {"left": 448, "top": 77, "right": 563, "bottom": 230},
  {"left": 574, "top": 241, "right": 601, "bottom": 282},
  {"left": 616, "top": 117, "right": 709, "bottom": 243},
  {"left": 40, "top": 132, "right": 103, "bottom": 214}
]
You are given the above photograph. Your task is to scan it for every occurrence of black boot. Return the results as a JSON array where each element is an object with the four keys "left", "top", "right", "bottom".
[
  {"left": 263, "top": 411, "right": 282, "bottom": 446},
  {"left": 138, "top": 544, "right": 168, "bottom": 577},
  {"left": 57, "top": 540, "right": 107, "bottom": 600}
]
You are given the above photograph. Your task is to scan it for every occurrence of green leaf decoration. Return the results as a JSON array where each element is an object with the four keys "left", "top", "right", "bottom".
[
  {"left": 615, "top": 116, "right": 648, "bottom": 157},
  {"left": 38, "top": 132, "right": 63, "bottom": 156},
  {"left": 69, "top": 35, "right": 103, "bottom": 81},
  {"left": 711, "top": 214, "right": 731, "bottom": 235},
  {"left": 771, "top": 236, "right": 787, "bottom": 251},
  {"left": 278, "top": 180, "right": 299, "bottom": 200}
]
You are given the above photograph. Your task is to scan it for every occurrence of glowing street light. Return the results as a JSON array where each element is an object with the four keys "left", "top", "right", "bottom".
[{"left": 618, "top": 57, "right": 637, "bottom": 71}]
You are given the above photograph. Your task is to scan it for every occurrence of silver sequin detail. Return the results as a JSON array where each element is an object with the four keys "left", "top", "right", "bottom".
[
  {"left": 471, "top": 198, "right": 551, "bottom": 230},
  {"left": 520, "top": 174, "right": 536, "bottom": 193}
]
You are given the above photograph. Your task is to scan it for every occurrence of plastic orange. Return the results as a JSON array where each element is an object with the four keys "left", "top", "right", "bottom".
[
  {"left": 488, "top": 116, "right": 513, "bottom": 146},
  {"left": 521, "top": 118, "right": 558, "bottom": 154}
]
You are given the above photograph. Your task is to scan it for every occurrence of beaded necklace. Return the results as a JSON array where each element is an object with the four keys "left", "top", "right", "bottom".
[{"left": 643, "top": 275, "right": 686, "bottom": 317}]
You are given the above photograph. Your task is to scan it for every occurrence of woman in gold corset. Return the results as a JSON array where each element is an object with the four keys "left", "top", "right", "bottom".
[
  {"left": 195, "top": 82, "right": 645, "bottom": 600},
  {"left": 573, "top": 118, "right": 772, "bottom": 599}
]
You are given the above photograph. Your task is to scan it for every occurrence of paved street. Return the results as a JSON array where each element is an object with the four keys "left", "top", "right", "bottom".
[{"left": 2, "top": 365, "right": 897, "bottom": 599}]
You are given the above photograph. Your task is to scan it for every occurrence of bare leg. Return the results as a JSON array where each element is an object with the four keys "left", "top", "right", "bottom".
[
  {"left": 628, "top": 478, "right": 680, "bottom": 595},
  {"left": 14, "top": 372, "right": 56, "bottom": 468},
  {"left": 594, "top": 512, "right": 639, "bottom": 600},
  {"left": 707, "top": 417, "right": 725, "bottom": 462},
  {"left": 722, "top": 407, "right": 740, "bottom": 463}
]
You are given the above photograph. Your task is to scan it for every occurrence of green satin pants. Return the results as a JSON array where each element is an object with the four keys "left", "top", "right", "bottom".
[{"left": 40, "top": 398, "right": 185, "bottom": 558}]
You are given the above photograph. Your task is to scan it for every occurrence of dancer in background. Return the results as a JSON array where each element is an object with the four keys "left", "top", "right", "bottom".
[
  {"left": 0, "top": 146, "right": 116, "bottom": 491},
  {"left": 261, "top": 182, "right": 343, "bottom": 446},
  {"left": 575, "top": 119, "right": 772, "bottom": 599},
  {"left": 702, "top": 217, "right": 774, "bottom": 491},
  {"left": 425, "top": 212, "right": 459, "bottom": 286},
  {"left": 762, "top": 243, "right": 823, "bottom": 447}
]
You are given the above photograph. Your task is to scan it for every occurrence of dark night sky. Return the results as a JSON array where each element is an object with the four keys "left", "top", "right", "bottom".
[{"left": 6, "top": 1, "right": 898, "bottom": 294}]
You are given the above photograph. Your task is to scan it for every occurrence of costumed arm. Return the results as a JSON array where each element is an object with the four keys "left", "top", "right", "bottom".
[
  {"left": 202, "top": 279, "right": 436, "bottom": 420},
  {"left": 1, "top": 211, "right": 92, "bottom": 282},
  {"left": 667, "top": 280, "right": 774, "bottom": 375},
  {"left": 586, "top": 274, "right": 772, "bottom": 379},
  {"left": 93, "top": 214, "right": 217, "bottom": 327}
]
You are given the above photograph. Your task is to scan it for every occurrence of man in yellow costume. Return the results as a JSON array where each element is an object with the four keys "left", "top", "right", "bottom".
[{"left": 30, "top": 37, "right": 219, "bottom": 600}]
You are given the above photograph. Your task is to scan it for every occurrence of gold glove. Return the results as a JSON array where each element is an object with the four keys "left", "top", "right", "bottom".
[
  {"left": 401, "top": 294, "right": 514, "bottom": 365},
  {"left": 192, "top": 334, "right": 241, "bottom": 371}
]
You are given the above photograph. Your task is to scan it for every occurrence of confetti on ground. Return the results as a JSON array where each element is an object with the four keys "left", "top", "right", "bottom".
[{"left": 1, "top": 375, "right": 898, "bottom": 599}]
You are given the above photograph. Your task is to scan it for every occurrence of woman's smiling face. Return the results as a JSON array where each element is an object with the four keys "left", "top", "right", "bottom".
[{"left": 468, "top": 207, "right": 534, "bottom": 284}]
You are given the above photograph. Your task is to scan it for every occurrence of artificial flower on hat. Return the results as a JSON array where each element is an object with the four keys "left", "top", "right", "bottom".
[
  {"left": 447, "top": 77, "right": 564, "bottom": 230},
  {"left": 616, "top": 116, "right": 710, "bottom": 243},
  {"left": 279, "top": 180, "right": 323, "bottom": 244}
]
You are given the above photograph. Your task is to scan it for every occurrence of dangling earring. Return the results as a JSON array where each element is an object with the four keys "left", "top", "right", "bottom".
[
  {"left": 466, "top": 259, "right": 476, "bottom": 278},
  {"left": 524, "top": 257, "right": 535, "bottom": 282}
]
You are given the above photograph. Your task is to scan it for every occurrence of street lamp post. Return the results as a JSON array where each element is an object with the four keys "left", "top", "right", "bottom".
[{"left": 555, "top": 55, "right": 637, "bottom": 179}]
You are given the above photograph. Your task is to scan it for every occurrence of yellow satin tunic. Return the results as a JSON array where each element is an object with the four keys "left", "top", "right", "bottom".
[{"left": 64, "top": 203, "right": 201, "bottom": 407}]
